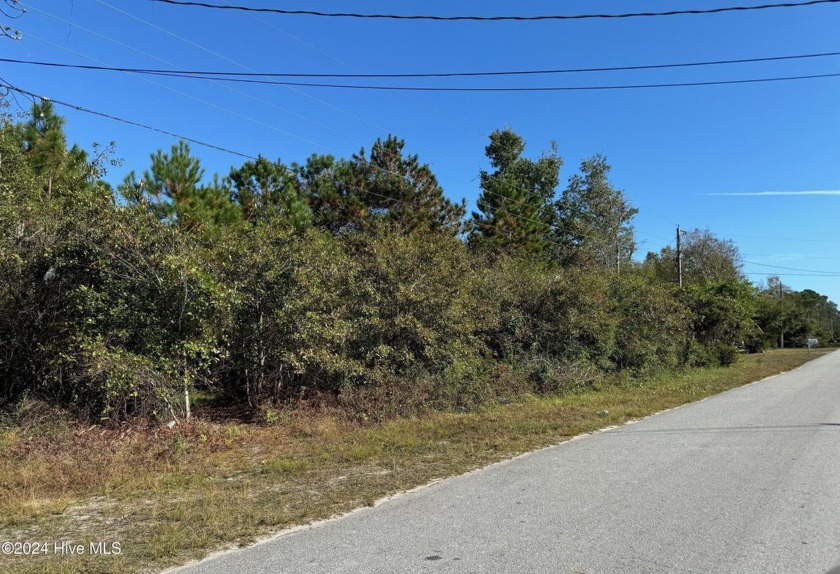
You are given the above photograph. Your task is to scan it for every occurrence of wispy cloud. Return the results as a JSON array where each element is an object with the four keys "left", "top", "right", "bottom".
[{"left": 705, "top": 190, "right": 840, "bottom": 196}]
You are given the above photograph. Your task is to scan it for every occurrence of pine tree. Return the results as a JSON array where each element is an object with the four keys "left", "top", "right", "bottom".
[
  {"left": 227, "top": 155, "right": 311, "bottom": 230},
  {"left": 347, "top": 135, "right": 465, "bottom": 235},
  {"left": 120, "top": 140, "right": 241, "bottom": 234},
  {"left": 469, "top": 128, "right": 561, "bottom": 255},
  {"left": 295, "top": 153, "right": 361, "bottom": 234},
  {"left": 21, "top": 101, "right": 88, "bottom": 196}
]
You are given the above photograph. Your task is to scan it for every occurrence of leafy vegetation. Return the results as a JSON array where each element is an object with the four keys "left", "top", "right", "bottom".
[
  {"left": 1, "top": 96, "right": 838, "bottom": 574},
  {"left": 1, "top": 99, "right": 838, "bottom": 424}
]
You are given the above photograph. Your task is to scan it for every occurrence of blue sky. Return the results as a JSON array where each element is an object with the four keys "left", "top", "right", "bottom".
[{"left": 5, "top": 0, "right": 840, "bottom": 302}]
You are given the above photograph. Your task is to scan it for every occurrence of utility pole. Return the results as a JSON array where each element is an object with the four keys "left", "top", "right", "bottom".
[{"left": 676, "top": 225, "right": 683, "bottom": 288}]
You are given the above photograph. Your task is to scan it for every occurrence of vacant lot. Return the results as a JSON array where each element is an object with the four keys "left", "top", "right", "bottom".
[{"left": 0, "top": 349, "right": 832, "bottom": 574}]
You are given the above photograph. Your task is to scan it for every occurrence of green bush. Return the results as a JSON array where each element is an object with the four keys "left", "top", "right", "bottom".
[
  {"left": 4, "top": 103, "right": 838, "bottom": 425},
  {"left": 680, "top": 280, "right": 758, "bottom": 367},
  {"left": 480, "top": 261, "right": 618, "bottom": 368},
  {"left": 348, "top": 230, "right": 488, "bottom": 377},
  {"left": 608, "top": 272, "right": 687, "bottom": 373}
]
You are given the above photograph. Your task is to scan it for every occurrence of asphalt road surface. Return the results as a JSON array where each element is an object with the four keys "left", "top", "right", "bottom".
[{"left": 172, "top": 351, "right": 840, "bottom": 574}]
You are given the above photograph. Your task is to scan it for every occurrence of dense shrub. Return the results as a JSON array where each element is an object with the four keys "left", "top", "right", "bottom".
[
  {"left": 1, "top": 188, "right": 231, "bottom": 419},
  {"left": 479, "top": 259, "right": 618, "bottom": 369},
  {"left": 680, "top": 280, "right": 758, "bottom": 367},
  {"left": 223, "top": 227, "right": 492, "bottom": 405},
  {"left": 348, "top": 230, "right": 489, "bottom": 379},
  {"left": 222, "top": 225, "right": 360, "bottom": 403},
  {"left": 3, "top": 105, "right": 838, "bottom": 423},
  {"left": 608, "top": 272, "right": 688, "bottom": 373}
]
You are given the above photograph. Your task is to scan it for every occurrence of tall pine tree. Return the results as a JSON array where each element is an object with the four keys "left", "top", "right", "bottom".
[
  {"left": 21, "top": 101, "right": 88, "bottom": 197},
  {"left": 469, "top": 128, "right": 561, "bottom": 255},
  {"left": 120, "top": 140, "right": 241, "bottom": 234},
  {"left": 227, "top": 155, "right": 311, "bottom": 231},
  {"left": 347, "top": 135, "right": 465, "bottom": 235},
  {"left": 298, "top": 136, "right": 464, "bottom": 235}
]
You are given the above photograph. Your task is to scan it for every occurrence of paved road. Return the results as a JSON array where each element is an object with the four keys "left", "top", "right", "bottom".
[{"left": 173, "top": 351, "right": 840, "bottom": 574}]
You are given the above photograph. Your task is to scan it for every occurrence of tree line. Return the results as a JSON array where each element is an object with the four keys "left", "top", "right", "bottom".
[{"left": 1, "top": 101, "right": 837, "bottom": 422}]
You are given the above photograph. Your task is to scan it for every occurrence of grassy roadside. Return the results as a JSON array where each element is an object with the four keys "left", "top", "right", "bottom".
[{"left": 0, "top": 348, "right": 833, "bottom": 574}]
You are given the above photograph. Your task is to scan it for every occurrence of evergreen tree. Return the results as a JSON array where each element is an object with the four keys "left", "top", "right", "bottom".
[
  {"left": 469, "top": 128, "right": 561, "bottom": 255},
  {"left": 21, "top": 101, "right": 88, "bottom": 196},
  {"left": 296, "top": 137, "right": 463, "bottom": 236},
  {"left": 120, "top": 140, "right": 241, "bottom": 234},
  {"left": 295, "top": 153, "right": 362, "bottom": 234},
  {"left": 227, "top": 155, "right": 311, "bottom": 230},
  {"left": 346, "top": 135, "right": 465, "bottom": 235}
]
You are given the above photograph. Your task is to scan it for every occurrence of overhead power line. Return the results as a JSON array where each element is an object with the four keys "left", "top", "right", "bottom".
[
  {"left": 152, "top": 71, "right": 840, "bottom": 92},
  {"left": 725, "top": 232, "right": 840, "bottom": 244},
  {"left": 2, "top": 82, "right": 832, "bottom": 253},
  {"left": 741, "top": 260, "right": 840, "bottom": 274},
  {"left": 0, "top": 80, "right": 256, "bottom": 159},
  {"left": 152, "top": 0, "right": 840, "bottom": 21},
  {"left": 4, "top": 49, "right": 840, "bottom": 78},
  {"left": 742, "top": 271, "right": 840, "bottom": 276},
  {"left": 24, "top": 2, "right": 349, "bottom": 150},
  {"left": 89, "top": 0, "right": 389, "bottom": 140},
  {"left": 742, "top": 253, "right": 840, "bottom": 260},
  {"left": 7, "top": 58, "right": 840, "bottom": 92}
]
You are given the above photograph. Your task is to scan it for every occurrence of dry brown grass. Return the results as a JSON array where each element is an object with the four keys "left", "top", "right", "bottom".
[{"left": 0, "top": 348, "right": 832, "bottom": 573}]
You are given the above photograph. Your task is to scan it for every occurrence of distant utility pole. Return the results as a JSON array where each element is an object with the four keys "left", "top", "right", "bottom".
[{"left": 676, "top": 225, "right": 684, "bottom": 288}]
